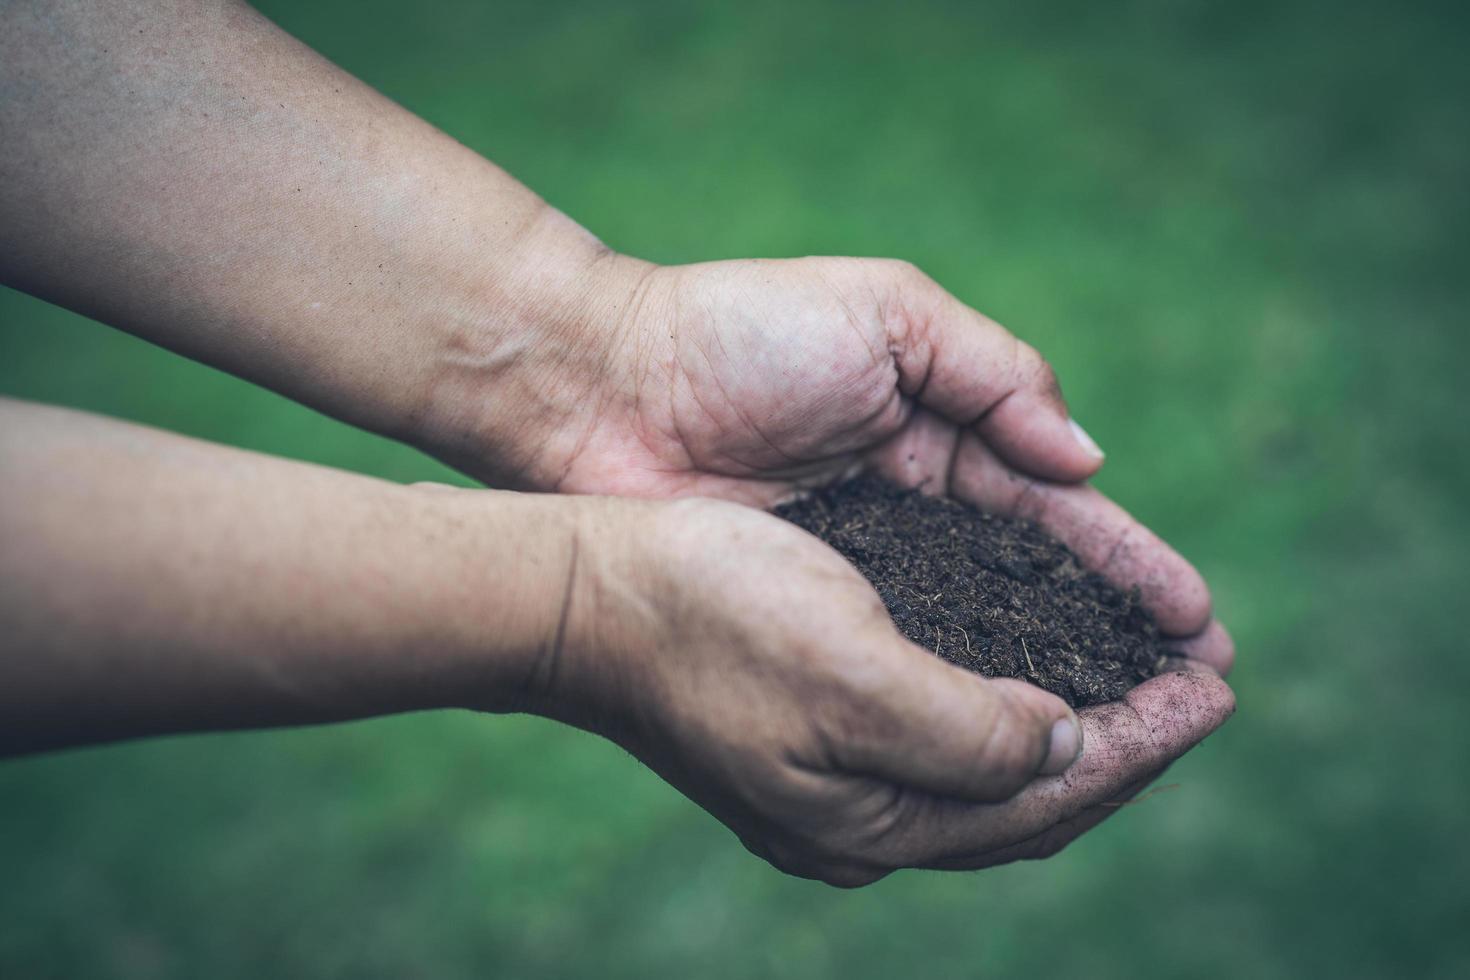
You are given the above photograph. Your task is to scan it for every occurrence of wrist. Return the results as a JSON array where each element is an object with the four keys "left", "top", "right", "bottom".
[
  {"left": 391, "top": 483, "right": 590, "bottom": 714},
  {"left": 509, "top": 495, "right": 754, "bottom": 736},
  {"left": 482, "top": 491, "right": 678, "bottom": 728},
  {"left": 403, "top": 208, "right": 658, "bottom": 490},
  {"left": 403, "top": 484, "right": 683, "bottom": 726}
]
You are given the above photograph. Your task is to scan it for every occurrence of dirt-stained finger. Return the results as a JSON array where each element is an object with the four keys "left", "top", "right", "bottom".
[{"left": 949, "top": 433, "right": 1212, "bottom": 636}]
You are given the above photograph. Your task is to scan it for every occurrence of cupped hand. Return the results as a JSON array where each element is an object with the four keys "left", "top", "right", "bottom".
[
  {"left": 536, "top": 496, "right": 1233, "bottom": 887},
  {"left": 520, "top": 256, "right": 1232, "bottom": 673}
]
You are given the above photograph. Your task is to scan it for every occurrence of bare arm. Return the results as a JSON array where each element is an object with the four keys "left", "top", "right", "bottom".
[
  {"left": 0, "top": 397, "right": 1230, "bottom": 884},
  {"left": 0, "top": 397, "right": 577, "bottom": 754},
  {"left": 0, "top": 0, "right": 631, "bottom": 488},
  {"left": 0, "top": 2, "right": 1234, "bottom": 883},
  {"left": 0, "top": 2, "right": 1231, "bottom": 667},
  {"left": 0, "top": 4, "right": 1231, "bottom": 671}
]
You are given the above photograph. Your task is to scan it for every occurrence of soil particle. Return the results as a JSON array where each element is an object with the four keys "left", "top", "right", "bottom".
[{"left": 775, "top": 475, "right": 1171, "bottom": 708}]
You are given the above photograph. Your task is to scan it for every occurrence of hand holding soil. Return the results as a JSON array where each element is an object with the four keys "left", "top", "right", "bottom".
[
  {"left": 518, "top": 494, "right": 1233, "bottom": 887},
  {"left": 1, "top": 1, "right": 1235, "bottom": 889},
  {"left": 778, "top": 475, "right": 1179, "bottom": 709},
  {"left": 438, "top": 254, "right": 1234, "bottom": 672}
]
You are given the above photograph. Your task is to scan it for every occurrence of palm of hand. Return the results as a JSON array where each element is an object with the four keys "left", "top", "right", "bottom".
[
  {"left": 575, "top": 496, "right": 1233, "bottom": 886},
  {"left": 543, "top": 255, "right": 1236, "bottom": 882},
  {"left": 558, "top": 257, "right": 915, "bottom": 502},
  {"left": 562, "top": 256, "right": 1231, "bottom": 661}
]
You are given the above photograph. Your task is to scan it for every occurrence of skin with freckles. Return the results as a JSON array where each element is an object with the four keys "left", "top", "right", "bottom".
[{"left": 0, "top": 0, "right": 1236, "bottom": 886}]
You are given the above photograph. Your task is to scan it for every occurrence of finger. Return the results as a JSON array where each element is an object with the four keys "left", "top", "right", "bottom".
[
  {"left": 949, "top": 432, "right": 1212, "bottom": 636},
  {"left": 866, "top": 407, "right": 959, "bottom": 494},
  {"left": 1170, "top": 619, "right": 1236, "bottom": 677},
  {"left": 920, "top": 768, "right": 1164, "bottom": 872},
  {"left": 832, "top": 638, "right": 1084, "bottom": 804},
  {"left": 988, "top": 667, "right": 1233, "bottom": 840},
  {"left": 884, "top": 266, "right": 1104, "bottom": 483},
  {"left": 871, "top": 666, "right": 1233, "bottom": 868}
]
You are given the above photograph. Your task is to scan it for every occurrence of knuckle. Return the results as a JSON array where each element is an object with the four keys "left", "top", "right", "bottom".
[
  {"left": 1013, "top": 338, "right": 1044, "bottom": 369},
  {"left": 1019, "top": 343, "right": 1064, "bottom": 400},
  {"left": 880, "top": 258, "right": 937, "bottom": 294},
  {"left": 884, "top": 257, "right": 922, "bottom": 279},
  {"left": 1036, "top": 360, "right": 1063, "bottom": 400}
]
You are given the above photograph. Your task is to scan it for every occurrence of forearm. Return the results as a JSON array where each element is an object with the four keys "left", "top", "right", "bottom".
[
  {"left": 0, "top": 0, "right": 641, "bottom": 487},
  {"left": 0, "top": 398, "right": 579, "bottom": 755}
]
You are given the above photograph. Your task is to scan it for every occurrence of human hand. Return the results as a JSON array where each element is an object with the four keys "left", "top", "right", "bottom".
[
  {"left": 426, "top": 255, "right": 1233, "bottom": 674},
  {"left": 0, "top": 0, "right": 1225, "bottom": 670},
  {"left": 522, "top": 496, "right": 1234, "bottom": 887}
]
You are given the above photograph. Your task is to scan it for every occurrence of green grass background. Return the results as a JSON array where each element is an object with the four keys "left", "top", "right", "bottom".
[{"left": 2, "top": 0, "right": 1467, "bottom": 976}]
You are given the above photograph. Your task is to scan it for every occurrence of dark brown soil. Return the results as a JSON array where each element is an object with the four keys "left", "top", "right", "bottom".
[{"left": 775, "top": 475, "right": 1170, "bottom": 708}]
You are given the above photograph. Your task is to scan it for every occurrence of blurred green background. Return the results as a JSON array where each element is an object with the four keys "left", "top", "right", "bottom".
[{"left": 2, "top": 0, "right": 1467, "bottom": 976}]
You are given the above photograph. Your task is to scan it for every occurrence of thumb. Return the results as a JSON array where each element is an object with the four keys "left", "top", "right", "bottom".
[
  {"left": 885, "top": 263, "right": 1104, "bottom": 482},
  {"left": 834, "top": 634, "right": 1083, "bottom": 803}
]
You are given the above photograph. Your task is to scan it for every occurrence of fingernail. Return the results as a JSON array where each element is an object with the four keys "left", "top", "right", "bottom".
[
  {"left": 1040, "top": 717, "right": 1083, "bottom": 776},
  {"left": 1068, "top": 418, "right": 1105, "bottom": 460}
]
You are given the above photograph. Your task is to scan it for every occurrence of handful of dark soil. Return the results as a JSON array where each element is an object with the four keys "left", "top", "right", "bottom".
[{"left": 775, "top": 475, "right": 1170, "bottom": 708}]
